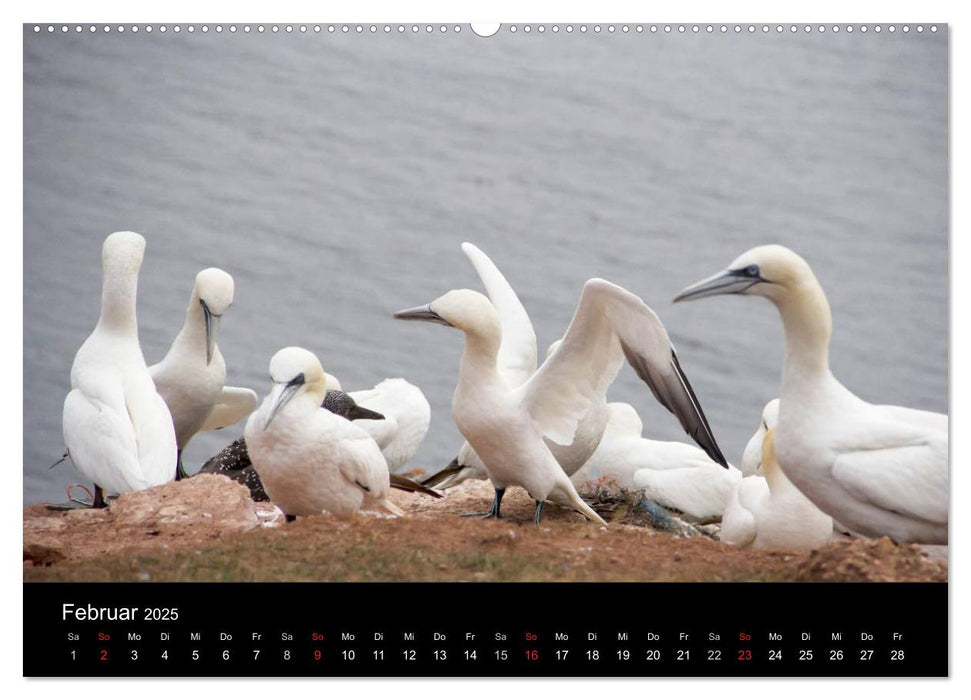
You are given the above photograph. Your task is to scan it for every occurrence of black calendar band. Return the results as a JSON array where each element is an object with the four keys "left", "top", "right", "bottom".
[{"left": 24, "top": 582, "right": 947, "bottom": 677}]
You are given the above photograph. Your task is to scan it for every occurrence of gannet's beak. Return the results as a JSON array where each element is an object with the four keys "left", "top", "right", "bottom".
[
  {"left": 673, "top": 269, "right": 766, "bottom": 303},
  {"left": 348, "top": 404, "right": 385, "bottom": 421},
  {"left": 264, "top": 374, "right": 305, "bottom": 429},
  {"left": 200, "top": 300, "right": 221, "bottom": 365},
  {"left": 393, "top": 304, "right": 453, "bottom": 326}
]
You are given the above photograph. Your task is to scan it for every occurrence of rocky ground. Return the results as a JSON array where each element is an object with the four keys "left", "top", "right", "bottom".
[{"left": 23, "top": 474, "right": 947, "bottom": 583}]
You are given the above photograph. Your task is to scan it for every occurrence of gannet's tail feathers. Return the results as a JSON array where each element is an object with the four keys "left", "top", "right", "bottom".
[
  {"left": 421, "top": 457, "right": 464, "bottom": 488},
  {"left": 390, "top": 473, "right": 444, "bottom": 498},
  {"left": 550, "top": 473, "right": 607, "bottom": 525},
  {"left": 572, "top": 496, "right": 607, "bottom": 525}
]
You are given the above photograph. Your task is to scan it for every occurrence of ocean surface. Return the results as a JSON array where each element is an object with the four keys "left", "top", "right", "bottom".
[{"left": 23, "top": 25, "right": 948, "bottom": 505}]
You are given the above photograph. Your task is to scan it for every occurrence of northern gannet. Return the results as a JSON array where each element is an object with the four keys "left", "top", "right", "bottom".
[
  {"left": 675, "top": 244, "right": 948, "bottom": 544},
  {"left": 243, "top": 348, "right": 403, "bottom": 520},
  {"left": 58, "top": 231, "right": 177, "bottom": 507},
  {"left": 200, "top": 389, "right": 442, "bottom": 501},
  {"left": 149, "top": 268, "right": 257, "bottom": 478},
  {"left": 720, "top": 427, "right": 834, "bottom": 549},
  {"left": 425, "top": 242, "right": 702, "bottom": 491},
  {"left": 349, "top": 378, "right": 431, "bottom": 474},
  {"left": 396, "top": 276, "right": 727, "bottom": 525},
  {"left": 571, "top": 402, "right": 741, "bottom": 522}
]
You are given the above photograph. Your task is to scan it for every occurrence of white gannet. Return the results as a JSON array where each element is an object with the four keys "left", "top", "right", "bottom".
[
  {"left": 720, "top": 427, "right": 834, "bottom": 549},
  {"left": 425, "top": 242, "right": 702, "bottom": 491},
  {"left": 740, "top": 398, "right": 780, "bottom": 477},
  {"left": 244, "top": 347, "right": 402, "bottom": 521},
  {"left": 59, "top": 231, "right": 177, "bottom": 506},
  {"left": 349, "top": 378, "right": 431, "bottom": 474},
  {"left": 571, "top": 402, "right": 741, "bottom": 522},
  {"left": 396, "top": 275, "right": 727, "bottom": 525},
  {"left": 149, "top": 268, "right": 257, "bottom": 477},
  {"left": 675, "top": 244, "right": 948, "bottom": 544},
  {"left": 200, "top": 389, "right": 441, "bottom": 501}
]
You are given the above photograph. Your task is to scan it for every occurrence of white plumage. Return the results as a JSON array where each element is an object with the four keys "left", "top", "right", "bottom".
[
  {"left": 349, "top": 378, "right": 431, "bottom": 473},
  {"left": 572, "top": 402, "right": 740, "bottom": 522},
  {"left": 430, "top": 242, "right": 716, "bottom": 491},
  {"left": 62, "top": 231, "right": 177, "bottom": 495},
  {"left": 675, "top": 244, "right": 948, "bottom": 544},
  {"left": 150, "top": 268, "right": 256, "bottom": 459},
  {"left": 244, "top": 347, "right": 398, "bottom": 518},
  {"left": 720, "top": 427, "right": 834, "bottom": 549},
  {"left": 397, "top": 247, "right": 727, "bottom": 524},
  {"left": 740, "top": 399, "right": 779, "bottom": 477}
]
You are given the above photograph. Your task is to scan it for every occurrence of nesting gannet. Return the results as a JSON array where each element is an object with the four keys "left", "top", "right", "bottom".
[
  {"left": 396, "top": 275, "right": 727, "bottom": 525},
  {"left": 740, "top": 399, "right": 780, "bottom": 477},
  {"left": 571, "top": 403, "right": 740, "bottom": 522},
  {"left": 349, "top": 378, "right": 431, "bottom": 474},
  {"left": 149, "top": 268, "right": 257, "bottom": 478},
  {"left": 58, "top": 231, "right": 177, "bottom": 506},
  {"left": 675, "top": 245, "right": 948, "bottom": 544},
  {"left": 200, "top": 389, "right": 442, "bottom": 501},
  {"left": 244, "top": 348, "right": 404, "bottom": 520},
  {"left": 720, "top": 427, "right": 834, "bottom": 549}
]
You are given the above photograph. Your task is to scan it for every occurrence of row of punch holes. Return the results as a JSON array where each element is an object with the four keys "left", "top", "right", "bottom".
[{"left": 32, "top": 24, "right": 940, "bottom": 36}]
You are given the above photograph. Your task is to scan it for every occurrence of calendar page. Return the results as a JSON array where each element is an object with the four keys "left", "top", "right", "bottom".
[{"left": 22, "top": 21, "right": 948, "bottom": 677}]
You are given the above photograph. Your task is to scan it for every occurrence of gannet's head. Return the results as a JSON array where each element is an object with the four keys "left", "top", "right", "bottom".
[
  {"left": 394, "top": 289, "right": 499, "bottom": 337},
  {"left": 741, "top": 398, "right": 780, "bottom": 475},
  {"left": 324, "top": 373, "right": 342, "bottom": 391},
  {"left": 606, "top": 402, "right": 644, "bottom": 436},
  {"left": 263, "top": 346, "right": 326, "bottom": 428},
  {"left": 102, "top": 231, "right": 146, "bottom": 276},
  {"left": 546, "top": 339, "right": 563, "bottom": 360},
  {"left": 322, "top": 390, "right": 386, "bottom": 422},
  {"left": 194, "top": 268, "right": 234, "bottom": 365},
  {"left": 673, "top": 245, "right": 814, "bottom": 304}
]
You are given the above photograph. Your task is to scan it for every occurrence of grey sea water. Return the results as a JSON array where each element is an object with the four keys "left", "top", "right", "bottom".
[{"left": 23, "top": 26, "right": 948, "bottom": 505}]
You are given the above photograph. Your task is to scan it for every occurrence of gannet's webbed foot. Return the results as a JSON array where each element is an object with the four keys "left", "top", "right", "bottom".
[
  {"left": 461, "top": 487, "right": 505, "bottom": 519},
  {"left": 46, "top": 483, "right": 107, "bottom": 510},
  {"left": 285, "top": 514, "right": 297, "bottom": 524},
  {"left": 533, "top": 500, "right": 545, "bottom": 525}
]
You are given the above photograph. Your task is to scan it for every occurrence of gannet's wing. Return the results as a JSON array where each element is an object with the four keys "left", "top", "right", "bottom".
[
  {"left": 879, "top": 404, "right": 948, "bottom": 432},
  {"left": 352, "top": 411, "right": 399, "bottom": 451},
  {"left": 63, "top": 388, "right": 144, "bottom": 493},
  {"left": 200, "top": 386, "right": 259, "bottom": 432},
  {"left": 515, "top": 278, "right": 728, "bottom": 466},
  {"left": 831, "top": 428, "right": 948, "bottom": 525},
  {"left": 462, "top": 242, "right": 537, "bottom": 388},
  {"left": 350, "top": 379, "right": 431, "bottom": 471}
]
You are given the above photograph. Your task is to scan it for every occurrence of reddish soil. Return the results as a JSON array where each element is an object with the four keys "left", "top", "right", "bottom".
[{"left": 23, "top": 475, "right": 947, "bottom": 583}]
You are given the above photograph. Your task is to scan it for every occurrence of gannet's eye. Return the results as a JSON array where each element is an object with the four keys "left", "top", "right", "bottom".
[{"left": 746, "top": 264, "right": 760, "bottom": 277}]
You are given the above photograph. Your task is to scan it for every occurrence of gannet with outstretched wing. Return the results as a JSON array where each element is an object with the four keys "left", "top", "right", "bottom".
[
  {"left": 59, "top": 231, "right": 177, "bottom": 506},
  {"left": 675, "top": 244, "right": 948, "bottom": 544},
  {"left": 397, "top": 272, "right": 727, "bottom": 525}
]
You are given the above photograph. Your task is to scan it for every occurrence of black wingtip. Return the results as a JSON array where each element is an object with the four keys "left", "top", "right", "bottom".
[
  {"left": 420, "top": 457, "right": 462, "bottom": 487},
  {"left": 390, "top": 473, "right": 445, "bottom": 498},
  {"left": 670, "top": 350, "right": 729, "bottom": 468}
]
